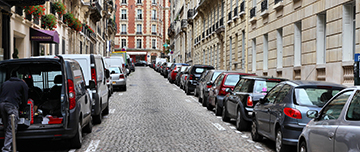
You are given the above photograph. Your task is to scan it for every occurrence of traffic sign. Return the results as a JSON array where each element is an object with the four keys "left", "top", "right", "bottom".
[{"left": 355, "top": 53, "right": 360, "bottom": 62}]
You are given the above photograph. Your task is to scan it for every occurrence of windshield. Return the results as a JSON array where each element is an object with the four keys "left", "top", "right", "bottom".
[
  {"left": 109, "top": 67, "right": 121, "bottom": 74},
  {"left": 211, "top": 71, "right": 222, "bottom": 80},
  {"left": 295, "top": 88, "right": 342, "bottom": 107},
  {"left": 180, "top": 66, "right": 188, "bottom": 72},
  {"left": 253, "top": 81, "right": 281, "bottom": 94},
  {"left": 224, "top": 74, "right": 240, "bottom": 86}
]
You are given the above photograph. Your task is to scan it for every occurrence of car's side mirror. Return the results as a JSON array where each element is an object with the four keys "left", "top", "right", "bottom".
[
  {"left": 306, "top": 110, "right": 319, "bottom": 119},
  {"left": 259, "top": 97, "right": 267, "bottom": 104},
  {"left": 88, "top": 80, "right": 96, "bottom": 89},
  {"left": 105, "top": 69, "right": 110, "bottom": 78}
]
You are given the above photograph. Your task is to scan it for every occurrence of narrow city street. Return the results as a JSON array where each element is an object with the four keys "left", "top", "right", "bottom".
[{"left": 74, "top": 66, "right": 280, "bottom": 152}]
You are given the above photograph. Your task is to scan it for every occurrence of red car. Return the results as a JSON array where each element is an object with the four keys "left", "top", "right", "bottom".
[{"left": 207, "top": 71, "right": 256, "bottom": 116}]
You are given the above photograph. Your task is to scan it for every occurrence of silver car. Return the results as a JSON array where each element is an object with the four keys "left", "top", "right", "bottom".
[
  {"left": 109, "top": 66, "right": 127, "bottom": 91},
  {"left": 298, "top": 87, "right": 360, "bottom": 152}
]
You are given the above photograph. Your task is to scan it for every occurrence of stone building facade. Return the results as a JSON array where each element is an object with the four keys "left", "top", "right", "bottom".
[{"left": 170, "top": 0, "right": 360, "bottom": 86}]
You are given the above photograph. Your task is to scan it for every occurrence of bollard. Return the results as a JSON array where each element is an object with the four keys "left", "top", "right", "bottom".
[{"left": 10, "top": 114, "right": 16, "bottom": 152}]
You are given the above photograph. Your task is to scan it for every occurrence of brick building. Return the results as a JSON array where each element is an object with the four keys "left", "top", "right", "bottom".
[{"left": 115, "top": 0, "right": 170, "bottom": 63}]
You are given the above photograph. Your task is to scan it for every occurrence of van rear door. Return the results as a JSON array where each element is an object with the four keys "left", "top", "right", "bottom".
[{"left": 56, "top": 56, "right": 69, "bottom": 129}]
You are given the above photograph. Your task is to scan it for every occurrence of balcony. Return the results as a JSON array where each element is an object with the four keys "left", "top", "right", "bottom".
[
  {"left": 227, "top": 11, "right": 232, "bottom": 23},
  {"left": 202, "top": 32, "right": 205, "bottom": 40},
  {"left": 239, "top": 1, "right": 245, "bottom": 16},
  {"left": 136, "top": 32, "right": 142, "bottom": 35},
  {"left": 106, "top": 0, "right": 115, "bottom": 13},
  {"left": 273, "top": 0, "right": 284, "bottom": 10},
  {"left": 233, "top": 7, "right": 239, "bottom": 20},
  {"left": 120, "top": 32, "right": 127, "bottom": 34},
  {"left": 5, "top": 0, "right": 46, "bottom": 6},
  {"left": 250, "top": 7, "right": 257, "bottom": 23},
  {"left": 187, "top": 9, "right": 194, "bottom": 24},
  {"left": 181, "top": 19, "right": 187, "bottom": 31},
  {"left": 260, "top": 0, "right": 269, "bottom": 17},
  {"left": 151, "top": 17, "right": 157, "bottom": 21},
  {"left": 215, "top": 17, "right": 225, "bottom": 34},
  {"left": 212, "top": 24, "right": 215, "bottom": 33},
  {"left": 15, "top": 6, "right": 23, "bottom": 16},
  {"left": 152, "top": 32, "right": 157, "bottom": 35},
  {"left": 89, "top": 1, "right": 102, "bottom": 22},
  {"left": 90, "top": 32, "right": 97, "bottom": 40},
  {"left": 107, "top": 19, "right": 116, "bottom": 34}
]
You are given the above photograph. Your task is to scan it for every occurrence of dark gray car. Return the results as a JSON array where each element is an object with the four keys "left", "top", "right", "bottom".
[
  {"left": 297, "top": 87, "right": 360, "bottom": 152},
  {"left": 251, "top": 80, "right": 346, "bottom": 152}
]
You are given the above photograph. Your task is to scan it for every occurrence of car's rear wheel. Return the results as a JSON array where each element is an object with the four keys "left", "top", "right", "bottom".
[
  {"left": 236, "top": 109, "right": 248, "bottom": 131},
  {"left": 70, "top": 122, "right": 82, "bottom": 149},
  {"left": 185, "top": 86, "right": 190, "bottom": 95},
  {"left": 299, "top": 141, "right": 307, "bottom": 152},
  {"left": 276, "top": 128, "right": 288, "bottom": 152},
  {"left": 206, "top": 98, "right": 213, "bottom": 110},
  {"left": 251, "top": 118, "right": 263, "bottom": 141},
  {"left": 222, "top": 105, "right": 230, "bottom": 122},
  {"left": 93, "top": 110, "right": 102, "bottom": 124},
  {"left": 83, "top": 117, "right": 93, "bottom": 133}
]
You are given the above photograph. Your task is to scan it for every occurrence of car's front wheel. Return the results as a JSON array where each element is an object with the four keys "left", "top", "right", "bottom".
[
  {"left": 236, "top": 109, "right": 248, "bottom": 131},
  {"left": 299, "top": 141, "right": 307, "bottom": 152},
  {"left": 215, "top": 101, "right": 222, "bottom": 116},
  {"left": 222, "top": 105, "right": 230, "bottom": 122}
]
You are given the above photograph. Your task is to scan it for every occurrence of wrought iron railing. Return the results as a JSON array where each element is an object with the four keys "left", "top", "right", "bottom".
[{"left": 250, "top": 7, "right": 256, "bottom": 18}]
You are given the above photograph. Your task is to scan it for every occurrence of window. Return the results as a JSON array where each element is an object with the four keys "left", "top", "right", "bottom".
[
  {"left": 136, "top": 39, "right": 142, "bottom": 48},
  {"left": 343, "top": 3, "right": 355, "bottom": 61},
  {"left": 152, "top": 24, "right": 156, "bottom": 33},
  {"left": 121, "top": 24, "right": 126, "bottom": 33},
  {"left": 121, "top": 9, "right": 127, "bottom": 19},
  {"left": 137, "top": 0, "right": 142, "bottom": 4},
  {"left": 316, "top": 13, "right": 326, "bottom": 64},
  {"left": 263, "top": 34, "right": 268, "bottom": 70},
  {"left": 294, "top": 21, "right": 302, "bottom": 66},
  {"left": 136, "top": 24, "right": 142, "bottom": 34},
  {"left": 229, "top": 37, "right": 232, "bottom": 70},
  {"left": 253, "top": 80, "right": 280, "bottom": 94},
  {"left": 121, "top": 39, "right": 126, "bottom": 48},
  {"left": 239, "top": 79, "right": 254, "bottom": 93},
  {"left": 152, "top": 10, "right": 156, "bottom": 19},
  {"left": 347, "top": 90, "right": 360, "bottom": 120},
  {"left": 242, "top": 30, "right": 245, "bottom": 69},
  {"left": 121, "top": 0, "right": 126, "bottom": 4},
  {"left": 274, "top": 84, "right": 291, "bottom": 103},
  {"left": 277, "top": 28, "right": 283, "bottom": 68},
  {"left": 252, "top": 38, "right": 256, "bottom": 72},
  {"left": 264, "top": 84, "right": 284, "bottom": 104},
  {"left": 224, "top": 75, "right": 241, "bottom": 86},
  {"left": 152, "top": 39, "right": 156, "bottom": 49},
  {"left": 319, "top": 91, "right": 352, "bottom": 121},
  {"left": 295, "top": 88, "right": 343, "bottom": 107},
  {"left": 234, "top": 79, "right": 245, "bottom": 92},
  {"left": 137, "top": 9, "right": 143, "bottom": 19},
  {"left": 152, "top": 0, "right": 156, "bottom": 4}
]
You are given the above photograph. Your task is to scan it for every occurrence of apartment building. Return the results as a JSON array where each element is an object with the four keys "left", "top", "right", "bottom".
[{"left": 115, "top": 0, "right": 169, "bottom": 63}]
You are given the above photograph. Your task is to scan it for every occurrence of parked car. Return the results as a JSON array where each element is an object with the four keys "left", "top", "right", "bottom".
[
  {"left": 109, "top": 66, "right": 127, "bottom": 91},
  {"left": 155, "top": 62, "right": 163, "bottom": 72},
  {"left": 135, "top": 60, "right": 147, "bottom": 66},
  {"left": 160, "top": 62, "right": 168, "bottom": 76},
  {"left": 163, "top": 62, "right": 173, "bottom": 78},
  {"left": 184, "top": 65, "right": 215, "bottom": 95},
  {"left": 103, "top": 60, "right": 113, "bottom": 96},
  {"left": 197, "top": 70, "right": 225, "bottom": 106},
  {"left": 62, "top": 54, "right": 110, "bottom": 124},
  {"left": 175, "top": 66, "right": 189, "bottom": 86},
  {"left": 0, "top": 56, "right": 94, "bottom": 148},
  {"left": 180, "top": 66, "right": 192, "bottom": 90},
  {"left": 222, "top": 76, "right": 288, "bottom": 131},
  {"left": 103, "top": 56, "right": 126, "bottom": 75},
  {"left": 168, "top": 63, "right": 189, "bottom": 83},
  {"left": 129, "top": 62, "right": 135, "bottom": 72},
  {"left": 297, "top": 86, "right": 360, "bottom": 152},
  {"left": 251, "top": 80, "right": 346, "bottom": 152},
  {"left": 207, "top": 72, "right": 256, "bottom": 115}
]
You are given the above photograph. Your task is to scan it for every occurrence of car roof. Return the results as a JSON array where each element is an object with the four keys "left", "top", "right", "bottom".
[
  {"left": 192, "top": 64, "right": 214, "bottom": 68},
  {"left": 284, "top": 80, "right": 347, "bottom": 88},
  {"left": 220, "top": 71, "right": 256, "bottom": 75},
  {"left": 241, "top": 76, "right": 288, "bottom": 81}
]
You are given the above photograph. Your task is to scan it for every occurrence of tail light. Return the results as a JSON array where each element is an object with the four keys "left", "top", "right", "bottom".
[
  {"left": 122, "top": 64, "right": 125, "bottom": 69},
  {"left": 119, "top": 74, "right": 125, "bottom": 79},
  {"left": 166, "top": 67, "right": 169, "bottom": 70},
  {"left": 219, "top": 87, "right": 227, "bottom": 96},
  {"left": 185, "top": 76, "right": 188, "bottom": 80},
  {"left": 189, "top": 74, "right": 194, "bottom": 80},
  {"left": 206, "top": 83, "right": 212, "bottom": 88},
  {"left": 68, "top": 79, "right": 76, "bottom": 110},
  {"left": 247, "top": 96, "right": 253, "bottom": 107},
  {"left": 284, "top": 107, "right": 302, "bottom": 119},
  {"left": 91, "top": 67, "right": 97, "bottom": 86}
]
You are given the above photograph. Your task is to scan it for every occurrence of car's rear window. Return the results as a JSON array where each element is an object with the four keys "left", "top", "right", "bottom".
[
  {"left": 253, "top": 80, "right": 281, "bottom": 93},
  {"left": 224, "top": 74, "right": 241, "bottom": 86},
  {"left": 295, "top": 88, "right": 342, "bottom": 107},
  {"left": 212, "top": 71, "right": 222, "bottom": 80},
  {"left": 194, "top": 68, "right": 205, "bottom": 74},
  {"left": 109, "top": 67, "right": 121, "bottom": 74}
]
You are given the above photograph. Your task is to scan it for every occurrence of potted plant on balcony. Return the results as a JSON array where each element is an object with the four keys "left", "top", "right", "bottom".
[
  {"left": 72, "top": 18, "right": 82, "bottom": 32},
  {"left": 41, "top": 14, "right": 57, "bottom": 30},
  {"left": 63, "top": 12, "right": 75, "bottom": 26},
  {"left": 52, "top": 1, "right": 66, "bottom": 17},
  {"left": 85, "top": 24, "right": 94, "bottom": 33},
  {"left": 24, "top": 5, "right": 45, "bottom": 19}
]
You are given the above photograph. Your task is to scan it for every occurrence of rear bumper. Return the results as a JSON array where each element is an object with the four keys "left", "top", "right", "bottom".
[
  {"left": 0, "top": 125, "right": 76, "bottom": 140},
  {"left": 111, "top": 79, "right": 126, "bottom": 87},
  {"left": 281, "top": 123, "right": 305, "bottom": 146},
  {"left": 187, "top": 80, "right": 198, "bottom": 92}
]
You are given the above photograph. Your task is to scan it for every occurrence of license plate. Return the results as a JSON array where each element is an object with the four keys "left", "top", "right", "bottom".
[{"left": 112, "top": 81, "right": 116, "bottom": 84}]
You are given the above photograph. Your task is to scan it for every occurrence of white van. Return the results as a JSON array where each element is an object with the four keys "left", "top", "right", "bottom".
[
  {"left": 103, "top": 56, "right": 126, "bottom": 75},
  {"left": 62, "top": 54, "right": 110, "bottom": 124}
]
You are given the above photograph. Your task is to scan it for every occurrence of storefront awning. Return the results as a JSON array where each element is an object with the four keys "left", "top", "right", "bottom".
[
  {"left": 127, "top": 52, "right": 147, "bottom": 55},
  {"left": 30, "top": 28, "right": 59, "bottom": 44}
]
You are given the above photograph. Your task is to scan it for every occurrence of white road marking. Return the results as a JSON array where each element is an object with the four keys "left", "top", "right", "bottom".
[
  {"left": 247, "top": 139, "right": 255, "bottom": 143},
  {"left": 85, "top": 140, "right": 100, "bottom": 152},
  {"left": 229, "top": 126, "right": 236, "bottom": 130},
  {"left": 185, "top": 99, "right": 191, "bottom": 103},
  {"left": 68, "top": 149, "right": 76, "bottom": 152},
  {"left": 212, "top": 123, "right": 226, "bottom": 131},
  {"left": 235, "top": 130, "right": 243, "bottom": 134},
  {"left": 254, "top": 145, "right": 264, "bottom": 150},
  {"left": 118, "top": 93, "right": 123, "bottom": 96},
  {"left": 190, "top": 96, "right": 197, "bottom": 102},
  {"left": 109, "top": 109, "right": 115, "bottom": 113},
  {"left": 241, "top": 135, "right": 249, "bottom": 138}
]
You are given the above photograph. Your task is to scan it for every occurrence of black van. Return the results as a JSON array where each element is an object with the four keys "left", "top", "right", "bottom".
[{"left": 0, "top": 56, "right": 93, "bottom": 148}]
